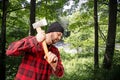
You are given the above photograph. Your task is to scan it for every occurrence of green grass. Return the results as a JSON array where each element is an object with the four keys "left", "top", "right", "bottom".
[
  {"left": 50, "top": 50, "right": 120, "bottom": 80},
  {"left": 50, "top": 51, "right": 94, "bottom": 80}
]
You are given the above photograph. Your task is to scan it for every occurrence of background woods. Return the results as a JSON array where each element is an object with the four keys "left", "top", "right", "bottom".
[{"left": 0, "top": 0, "right": 120, "bottom": 80}]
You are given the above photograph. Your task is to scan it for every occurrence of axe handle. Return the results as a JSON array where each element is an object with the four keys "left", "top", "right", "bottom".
[
  {"left": 42, "top": 39, "right": 56, "bottom": 63},
  {"left": 36, "top": 27, "right": 49, "bottom": 56},
  {"left": 42, "top": 41, "right": 49, "bottom": 56},
  {"left": 36, "top": 27, "right": 56, "bottom": 63}
]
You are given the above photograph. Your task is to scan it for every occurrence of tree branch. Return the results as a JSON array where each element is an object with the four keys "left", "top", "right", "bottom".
[
  {"left": 98, "top": 26, "right": 106, "bottom": 42},
  {"left": 6, "top": 1, "right": 42, "bottom": 13},
  {"left": 7, "top": 5, "right": 30, "bottom": 13}
]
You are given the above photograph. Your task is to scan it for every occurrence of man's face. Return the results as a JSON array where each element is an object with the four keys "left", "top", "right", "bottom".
[
  {"left": 51, "top": 32, "right": 63, "bottom": 44},
  {"left": 46, "top": 32, "right": 63, "bottom": 45}
]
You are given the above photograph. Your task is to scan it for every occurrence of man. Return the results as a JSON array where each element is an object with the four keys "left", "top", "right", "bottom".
[{"left": 6, "top": 22, "right": 64, "bottom": 80}]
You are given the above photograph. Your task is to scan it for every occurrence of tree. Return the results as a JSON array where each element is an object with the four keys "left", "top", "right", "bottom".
[
  {"left": 0, "top": 0, "right": 9, "bottom": 79},
  {"left": 29, "top": 0, "right": 36, "bottom": 36},
  {"left": 103, "top": 0, "right": 117, "bottom": 69},
  {"left": 94, "top": 0, "right": 99, "bottom": 68}
]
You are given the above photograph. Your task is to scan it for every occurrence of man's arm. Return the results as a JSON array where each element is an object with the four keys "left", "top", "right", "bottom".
[
  {"left": 52, "top": 61, "right": 64, "bottom": 78},
  {"left": 6, "top": 36, "right": 37, "bottom": 56},
  {"left": 47, "top": 49, "right": 64, "bottom": 78}
]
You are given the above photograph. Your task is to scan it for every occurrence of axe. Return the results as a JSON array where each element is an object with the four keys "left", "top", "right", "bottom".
[{"left": 32, "top": 18, "right": 56, "bottom": 63}]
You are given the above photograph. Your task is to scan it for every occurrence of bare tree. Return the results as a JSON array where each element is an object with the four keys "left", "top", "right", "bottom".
[
  {"left": 103, "top": 0, "right": 117, "bottom": 69},
  {"left": 94, "top": 0, "right": 99, "bottom": 68},
  {"left": 29, "top": 0, "right": 36, "bottom": 36},
  {"left": 0, "top": 0, "right": 8, "bottom": 79}
]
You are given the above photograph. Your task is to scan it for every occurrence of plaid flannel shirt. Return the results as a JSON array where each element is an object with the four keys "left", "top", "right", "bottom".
[{"left": 6, "top": 36, "right": 64, "bottom": 80}]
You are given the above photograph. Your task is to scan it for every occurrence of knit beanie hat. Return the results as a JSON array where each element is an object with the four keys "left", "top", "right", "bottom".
[{"left": 47, "top": 22, "right": 64, "bottom": 33}]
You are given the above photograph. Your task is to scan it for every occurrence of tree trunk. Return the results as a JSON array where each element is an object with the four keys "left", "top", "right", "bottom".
[
  {"left": 103, "top": 0, "right": 117, "bottom": 69},
  {"left": 0, "top": 0, "right": 8, "bottom": 79},
  {"left": 29, "top": 0, "right": 36, "bottom": 36},
  {"left": 94, "top": 0, "right": 99, "bottom": 68}
]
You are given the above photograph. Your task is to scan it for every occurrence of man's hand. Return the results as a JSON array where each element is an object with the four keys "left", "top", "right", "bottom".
[
  {"left": 35, "top": 30, "right": 45, "bottom": 42},
  {"left": 44, "top": 52, "right": 58, "bottom": 71}
]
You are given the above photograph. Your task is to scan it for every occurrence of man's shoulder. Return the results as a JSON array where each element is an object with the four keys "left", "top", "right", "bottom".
[
  {"left": 24, "top": 36, "right": 34, "bottom": 39},
  {"left": 50, "top": 44, "right": 58, "bottom": 50}
]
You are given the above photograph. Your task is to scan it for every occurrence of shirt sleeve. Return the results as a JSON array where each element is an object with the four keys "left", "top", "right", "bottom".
[
  {"left": 51, "top": 47, "right": 64, "bottom": 78},
  {"left": 52, "top": 62, "right": 64, "bottom": 78},
  {"left": 6, "top": 36, "right": 38, "bottom": 56}
]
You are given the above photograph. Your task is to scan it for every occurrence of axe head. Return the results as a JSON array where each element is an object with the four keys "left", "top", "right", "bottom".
[{"left": 32, "top": 18, "right": 47, "bottom": 29}]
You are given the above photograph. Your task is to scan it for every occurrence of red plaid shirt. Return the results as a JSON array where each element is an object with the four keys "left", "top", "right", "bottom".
[{"left": 6, "top": 36, "right": 64, "bottom": 80}]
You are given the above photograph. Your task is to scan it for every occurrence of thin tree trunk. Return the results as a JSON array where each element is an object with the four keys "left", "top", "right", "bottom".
[
  {"left": 94, "top": 0, "right": 99, "bottom": 68},
  {"left": 103, "top": 0, "right": 117, "bottom": 69},
  {"left": 0, "top": 0, "right": 8, "bottom": 79},
  {"left": 29, "top": 0, "right": 36, "bottom": 36}
]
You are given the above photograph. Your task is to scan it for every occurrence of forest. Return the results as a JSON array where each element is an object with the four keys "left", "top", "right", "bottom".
[{"left": 0, "top": 0, "right": 120, "bottom": 80}]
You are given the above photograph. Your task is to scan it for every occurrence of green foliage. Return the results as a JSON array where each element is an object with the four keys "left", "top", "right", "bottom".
[
  {"left": 5, "top": 0, "right": 30, "bottom": 45},
  {"left": 51, "top": 50, "right": 120, "bottom": 80},
  {"left": 64, "top": 11, "right": 94, "bottom": 53},
  {"left": 63, "top": 0, "right": 120, "bottom": 54},
  {"left": 6, "top": 56, "right": 22, "bottom": 80},
  {"left": 36, "top": 0, "right": 68, "bottom": 20},
  {"left": 5, "top": 0, "right": 68, "bottom": 46},
  {"left": 93, "top": 50, "right": 120, "bottom": 80}
]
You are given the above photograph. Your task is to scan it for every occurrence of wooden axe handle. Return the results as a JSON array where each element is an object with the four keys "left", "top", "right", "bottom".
[
  {"left": 36, "top": 27, "right": 48, "bottom": 56},
  {"left": 42, "top": 41, "right": 49, "bottom": 57},
  {"left": 36, "top": 27, "right": 56, "bottom": 63}
]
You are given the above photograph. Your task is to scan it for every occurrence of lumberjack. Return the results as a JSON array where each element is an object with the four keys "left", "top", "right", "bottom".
[{"left": 6, "top": 18, "right": 64, "bottom": 80}]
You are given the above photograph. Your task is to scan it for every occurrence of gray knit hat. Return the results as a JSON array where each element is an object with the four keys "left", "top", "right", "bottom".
[{"left": 47, "top": 22, "right": 64, "bottom": 33}]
